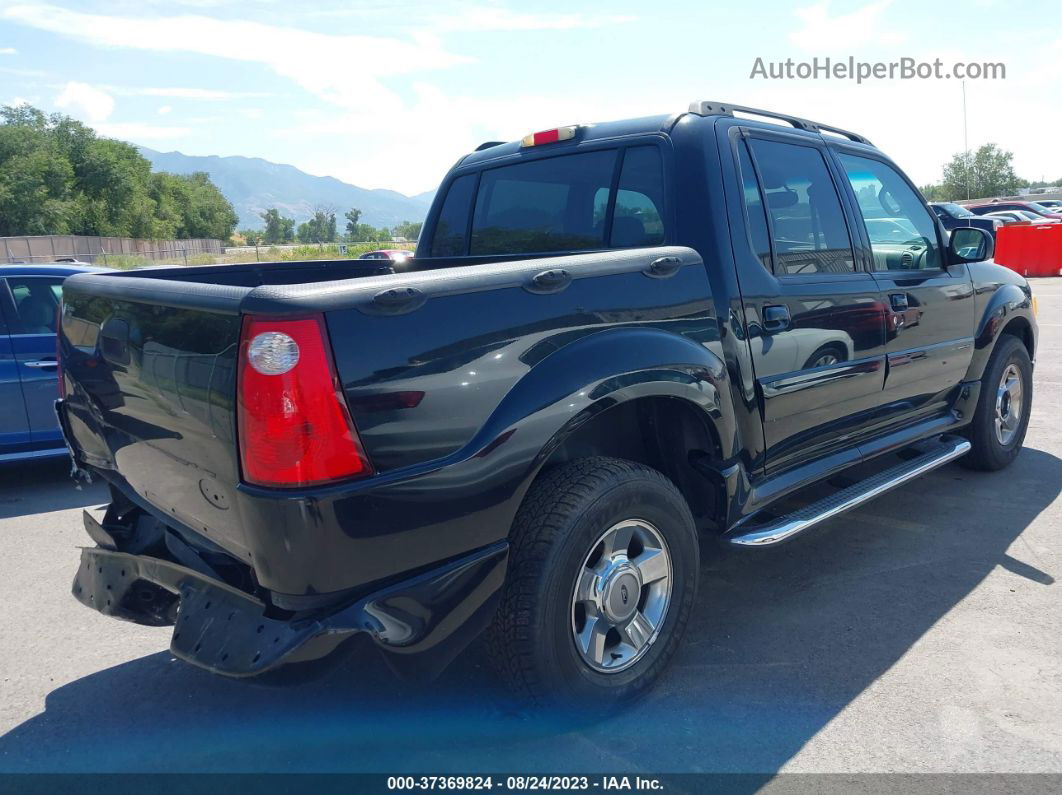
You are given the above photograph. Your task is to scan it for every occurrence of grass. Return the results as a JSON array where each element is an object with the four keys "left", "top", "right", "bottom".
[{"left": 95, "top": 242, "right": 414, "bottom": 270}]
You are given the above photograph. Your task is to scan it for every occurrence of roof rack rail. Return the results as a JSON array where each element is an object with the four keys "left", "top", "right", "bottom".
[
  {"left": 687, "top": 101, "right": 871, "bottom": 146},
  {"left": 475, "top": 141, "right": 506, "bottom": 151}
]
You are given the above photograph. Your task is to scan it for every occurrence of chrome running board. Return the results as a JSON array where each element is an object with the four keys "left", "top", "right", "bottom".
[{"left": 727, "top": 436, "right": 971, "bottom": 547}]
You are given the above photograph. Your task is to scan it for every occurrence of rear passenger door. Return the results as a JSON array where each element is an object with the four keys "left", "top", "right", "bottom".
[
  {"left": 831, "top": 150, "right": 975, "bottom": 420},
  {"left": 728, "top": 128, "right": 887, "bottom": 474},
  {"left": 1, "top": 275, "right": 65, "bottom": 445}
]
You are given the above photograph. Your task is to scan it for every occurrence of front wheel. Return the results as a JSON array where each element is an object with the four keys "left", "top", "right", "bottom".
[
  {"left": 486, "top": 457, "right": 698, "bottom": 708},
  {"left": 960, "top": 334, "right": 1033, "bottom": 471}
]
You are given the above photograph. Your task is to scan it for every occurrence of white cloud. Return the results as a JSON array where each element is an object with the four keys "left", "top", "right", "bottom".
[
  {"left": 51, "top": 80, "right": 192, "bottom": 143},
  {"left": 0, "top": 47, "right": 17, "bottom": 55},
  {"left": 95, "top": 121, "right": 191, "bottom": 141},
  {"left": 434, "top": 7, "right": 635, "bottom": 33},
  {"left": 274, "top": 82, "right": 672, "bottom": 194},
  {"left": 54, "top": 81, "right": 114, "bottom": 122},
  {"left": 3, "top": 3, "right": 471, "bottom": 111},
  {"left": 790, "top": 1, "right": 905, "bottom": 51},
  {"left": 0, "top": 64, "right": 46, "bottom": 77},
  {"left": 104, "top": 85, "right": 270, "bottom": 100},
  {"left": 157, "top": 104, "right": 172, "bottom": 115}
]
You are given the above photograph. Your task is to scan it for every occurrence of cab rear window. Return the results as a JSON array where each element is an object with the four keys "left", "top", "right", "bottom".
[{"left": 430, "top": 145, "right": 666, "bottom": 257}]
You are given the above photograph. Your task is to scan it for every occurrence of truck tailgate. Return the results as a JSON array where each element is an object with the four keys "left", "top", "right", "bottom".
[{"left": 60, "top": 285, "right": 250, "bottom": 557}]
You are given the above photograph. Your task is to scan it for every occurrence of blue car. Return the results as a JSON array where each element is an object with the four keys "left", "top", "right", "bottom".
[{"left": 1, "top": 263, "right": 107, "bottom": 463}]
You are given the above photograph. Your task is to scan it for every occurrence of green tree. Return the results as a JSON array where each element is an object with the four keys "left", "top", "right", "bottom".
[
  {"left": 344, "top": 208, "right": 362, "bottom": 237},
  {"left": 297, "top": 205, "right": 337, "bottom": 243},
  {"left": 349, "top": 222, "right": 388, "bottom": 242},
  {"left": 240, "top": 228, "right": 264, "bottom": 245},
  {"left": 919, "top": 184, "right": 948, "bottom": 202},
  {"left": 393, "top": 220, "right": 423, "bottom": 241},
  {"left": 260, "top": 208, "right": 295, "bottom": 243},
  {"left": 940, "top": 143, "right": 1022, "bottom": 201},
  {"left": 0, "top": 103, "right": 238, "bottom": 240}
]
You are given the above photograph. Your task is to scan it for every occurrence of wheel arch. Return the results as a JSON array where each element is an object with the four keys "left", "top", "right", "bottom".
[
  {"left": 526, "top": 394, "right": 727, "bottom": 531},
  {"left": 966, "top": 283, "right": 1037, "bottom": 381}
]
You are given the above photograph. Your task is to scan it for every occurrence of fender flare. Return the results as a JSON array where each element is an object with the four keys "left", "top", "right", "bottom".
[
  {"left": 966, "top": 283, "right": 1035, "bottom": 382},
  {"left": 467, "top": 325, "right": 738, "bottom": 488}
]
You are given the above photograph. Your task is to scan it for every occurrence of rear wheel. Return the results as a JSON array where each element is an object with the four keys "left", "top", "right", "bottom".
[
  {"left": 487, "top": 457, "right": 698, "bottom": 708},
  {"left": 960, "top": 335, "right": 1032, "bottom": 471}
]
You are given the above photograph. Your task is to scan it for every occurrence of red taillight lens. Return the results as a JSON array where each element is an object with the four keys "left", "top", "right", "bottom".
[{"left": 237, "top": 315, "right": 372, "bottom": 488}]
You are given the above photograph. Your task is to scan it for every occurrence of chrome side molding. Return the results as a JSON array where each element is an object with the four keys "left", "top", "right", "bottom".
[{"left": 727, "top": 436, "right": 972, "bottom": 547}]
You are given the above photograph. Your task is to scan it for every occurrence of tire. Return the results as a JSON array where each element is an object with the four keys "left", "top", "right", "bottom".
[
  {"left": 959, "top": 334, "right": 1032, "bottom": 471},
  {"left": 486, "top": 457, "right": 698, "bottom": 708},
  {"left": 802, "top": 343, "right": 847, "bottom": 370}
]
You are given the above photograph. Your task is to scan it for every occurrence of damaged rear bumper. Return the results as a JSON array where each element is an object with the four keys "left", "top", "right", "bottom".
[{"left": 72, "top": 540, "right": 508, "bottom": 678}]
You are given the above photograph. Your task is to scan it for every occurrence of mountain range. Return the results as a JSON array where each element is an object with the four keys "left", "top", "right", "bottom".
[{"left": 137, "top": 147, "right": 435, "bottom": 231}]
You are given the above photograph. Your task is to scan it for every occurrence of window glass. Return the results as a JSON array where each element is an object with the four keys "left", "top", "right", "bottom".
[
  {"left": 737, "top": 141, "right": 772, "bottom": 270},
  {"left": 748, "top": 138, "right": 855, "bottom": 275},
  {"left": 470, "top": 150, "right": 616, "bottom": 255},
  {"left": 838, "top": 153, "right": 941, "bottom": 271},
  {"left": 6, "top": 277, "right": 63, "bottom": 334},
  {"left": 938, "top": 202, "right": 973, "bottom": 219},
  {"left": 611, "top": 146, "right": 665, "bottom": 247},
  {"left": 429, "top": 173, "right": 477, "bottom": 256}
]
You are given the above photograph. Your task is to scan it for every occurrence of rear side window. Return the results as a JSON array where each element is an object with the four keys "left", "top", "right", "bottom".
[
  {"left": 4, "top": 277, "right": 63, "bottom": 334},
  {"left": 747, "top": 138, "right": 855, "bottom": 276},
  {"left": 737, "top": 141, "right": 772, "bottom": 270},
  {"left": 470, "top": 150, "right": 616, "bottom": 255},
  {"left": 611, "top": 146, "right": 665, "bottom": 247},
  {"left": 430, "top": 174, "right": 477, "bottom": 256}
]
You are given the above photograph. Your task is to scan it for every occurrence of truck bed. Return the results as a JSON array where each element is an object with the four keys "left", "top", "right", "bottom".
[{"left": 58, "top": 246, "right": 708, "bottom": 597}]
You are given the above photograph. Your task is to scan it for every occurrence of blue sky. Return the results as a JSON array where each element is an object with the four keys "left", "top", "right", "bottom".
[{"left": 1, "top": 0, "right": 1060, "bottom": 196}]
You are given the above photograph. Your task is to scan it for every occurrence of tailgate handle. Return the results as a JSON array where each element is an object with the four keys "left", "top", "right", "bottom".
[
  {"left": 644, "top": 256, "right": 683, "bottom": 278},
  {"left": 527, "top": 269, "right": 571, "bottom": 294},
  {"left": 370, "top": 287, "right": 426, "bottom": 314}
]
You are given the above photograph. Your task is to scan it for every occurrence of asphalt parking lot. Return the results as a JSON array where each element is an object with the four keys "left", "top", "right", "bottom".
[{"left": 1, "top": 280, "right": 1060, "bottom": 775}]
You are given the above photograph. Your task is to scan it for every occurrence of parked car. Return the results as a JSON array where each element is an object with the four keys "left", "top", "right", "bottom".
[
  {"left": 1033, "top": 199, "right": 1062, "bottom": 210},
  {"left": 983, "top": 210, "right": 1059, "bottom": 225},
  {"left": 968, "top": 201, "right": 1062, "bottom": 220},
  {"left": 358, "top": 249, "right": 414, "bottom": 263},
  {"left": 1, "top": 263, "right": 106, "bottom": 463},
  {"left": 58, "top": 101, "right": 1036, "bottom": 707},
  {"left": 929, "top": 202, "right": 1002, "bottom": 237}
]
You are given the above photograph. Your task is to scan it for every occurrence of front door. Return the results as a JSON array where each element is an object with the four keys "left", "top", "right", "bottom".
[
  {"left": 831, "top": 151, "right": 976, "bottom": 421},
  {"left": 728, "top": 129, "right": 888, "bottom": 474}
]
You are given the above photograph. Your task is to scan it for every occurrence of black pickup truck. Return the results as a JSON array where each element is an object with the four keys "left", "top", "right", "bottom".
[{"left": 58, "top": 101, "right": 1036, "bottom": 707}]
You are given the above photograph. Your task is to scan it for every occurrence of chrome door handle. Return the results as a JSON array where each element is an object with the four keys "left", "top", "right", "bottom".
[{"left": 24, "top": 360, "right": 58, "bottom": 369}]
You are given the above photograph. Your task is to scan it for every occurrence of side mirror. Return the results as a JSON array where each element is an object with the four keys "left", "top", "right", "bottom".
[{"left": 948, "top": 226, "right": 994, "bottom": 265}]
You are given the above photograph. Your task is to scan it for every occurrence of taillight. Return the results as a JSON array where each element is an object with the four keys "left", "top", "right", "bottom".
[{"left": 237, "top": 314, "right": 372, "bottom": 488}]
